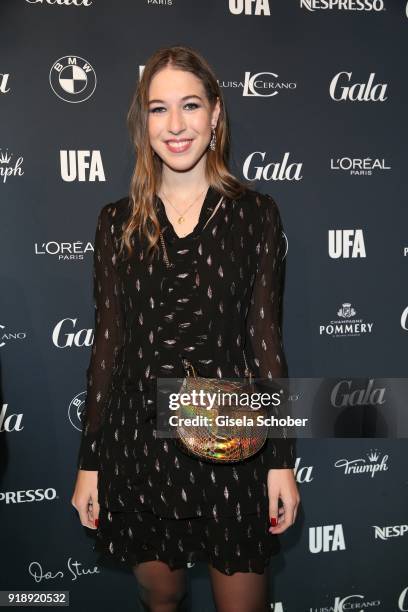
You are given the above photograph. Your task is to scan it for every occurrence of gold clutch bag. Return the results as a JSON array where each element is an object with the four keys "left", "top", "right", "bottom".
[{"left": 174, "top": 358, "right": 268, "bottom": 463}]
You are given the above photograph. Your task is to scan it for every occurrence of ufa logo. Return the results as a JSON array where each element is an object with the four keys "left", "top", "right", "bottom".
[
  {"left": 60, "top": 150, "right": 105, "bottom": 181},
  {"left": 328, "top": 229, "right": 366, "bottom": 258},
  {"left": 49, "top": 56, "right": 97, "bottom": 103},
  {"left": 229, "top": 0, "right": 270, "bottom": 15},
  {"left": 309, "top": 524, "right": 346, "bottom": 553}
]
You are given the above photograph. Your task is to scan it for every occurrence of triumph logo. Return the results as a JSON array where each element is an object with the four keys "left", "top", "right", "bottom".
[
  {"left": 319, "top": 303, "right": 373, "bottom": 338},
  {"left": 334, "top": 449, "right": 389, "bottom": 478},
  {"left": 301, "top": 0, "right": 384, "bottom": 11},
  {"left": 49, "top": 56, "right": 97, "bottom": 103},
  {"left": 329, "top": 71, "right": 388, "bottom": 102},
  {"left": 242, "top": 72, "right": 296, "bottom": 97},
  {"left": 0, "top": 149, "right": 24, "bottom": 183},
  {"left": 328, "top": 229, "right": 366, "bottom": 258}
]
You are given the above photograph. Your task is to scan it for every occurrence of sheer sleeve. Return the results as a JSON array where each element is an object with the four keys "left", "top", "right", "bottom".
[
  {"left": 77, "top": 204, "right": 124, "bottom": 471},
  {"left": 246, "top": 193, "right": 296, "bottom": 469}
]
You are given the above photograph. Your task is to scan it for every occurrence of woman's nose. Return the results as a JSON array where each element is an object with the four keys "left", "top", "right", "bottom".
[{"left": 167, "top": 108, "right": 186, "bottom": 133}]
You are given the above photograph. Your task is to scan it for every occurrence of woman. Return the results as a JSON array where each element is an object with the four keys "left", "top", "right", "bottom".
[{"left": 71, "top": 45, "right": 300, "bottom": 611}]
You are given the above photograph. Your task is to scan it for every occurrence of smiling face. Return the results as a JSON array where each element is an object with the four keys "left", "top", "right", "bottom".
[{"left": 147, "top": 66, "right": 220, "bottom": 173}]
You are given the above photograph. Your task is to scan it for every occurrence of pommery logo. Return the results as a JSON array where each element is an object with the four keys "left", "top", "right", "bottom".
[
  {"left": 319, "top": 302, "right": 374, "bottom": 338},
  {"left": 49, "top": 56, "right": 97, "bottom": 103}
]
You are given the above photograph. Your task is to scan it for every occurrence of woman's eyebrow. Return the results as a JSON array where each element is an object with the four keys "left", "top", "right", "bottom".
[{"left": 148, "top": 94, "right": 203, "bottom": 104}]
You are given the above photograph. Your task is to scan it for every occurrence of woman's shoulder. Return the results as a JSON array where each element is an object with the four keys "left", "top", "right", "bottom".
[
  {"left": 238, "top": 185, "right": 282, "bottom": 222},
  {"left": 98, "top": 195, "right": 131, "bottom": 226}
]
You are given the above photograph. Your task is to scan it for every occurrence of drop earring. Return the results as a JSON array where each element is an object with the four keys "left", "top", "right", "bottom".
[{"left": 209, "top": 126, "right": 217, "bottom": 151}]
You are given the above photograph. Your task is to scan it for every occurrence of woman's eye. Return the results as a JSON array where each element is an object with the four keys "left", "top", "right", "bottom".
[{"left": 149, "top": 103, "right": 200, "bottom": 114}]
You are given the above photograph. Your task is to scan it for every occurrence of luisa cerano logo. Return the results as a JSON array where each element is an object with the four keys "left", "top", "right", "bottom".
[
  {"left": 49, "top": 56, "right": 96, "bottom": 103},
  {"left": 228, "top": 0, "right": 271, "bottom": 15},
  {"left": 319, "top": 302, "right": 373, "bottom": 338},
  {"left": 0, "top": 149, "right": 24, "bottom": 183},
  {"left": 329, "top": 72, "right": 388, "bottom": 102},
  {"left": 0, "top": 323, "right": 27, "bottom": 348},
  {"left": 219, "top": 72, "right": 296, "bottom": 97},
  {"left": 310, "top": 593, "right": 381, "bottom": 612},
  {"left": 328, "top": 229, "right": 366, "bottom": 258},
  {"left": 60, "top": 150, "right": 106, "bottom": 181}
]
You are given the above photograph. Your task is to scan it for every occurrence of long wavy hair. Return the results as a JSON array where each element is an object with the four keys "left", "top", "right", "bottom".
[{"left": 119, "top": 45, "right": 253, "bottom": 262}]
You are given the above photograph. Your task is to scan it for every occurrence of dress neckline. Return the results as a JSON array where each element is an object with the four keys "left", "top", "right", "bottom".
[{"left": 155, "top": 185, "right": 223, "bottom": 242}]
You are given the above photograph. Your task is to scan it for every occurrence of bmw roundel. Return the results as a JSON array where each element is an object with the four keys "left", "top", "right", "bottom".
[{"left": 49, "top": 55, "right": 97, "bottom": 103}]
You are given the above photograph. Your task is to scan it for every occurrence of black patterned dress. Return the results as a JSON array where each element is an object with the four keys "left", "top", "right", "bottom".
[{"left": 77, "top": 185, "right": 296, "bottom": 575}]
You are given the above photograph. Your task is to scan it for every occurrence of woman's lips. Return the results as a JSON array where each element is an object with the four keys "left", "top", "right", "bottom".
[{"left": 165, "top": 139, "right": 193, "bottom": 153}]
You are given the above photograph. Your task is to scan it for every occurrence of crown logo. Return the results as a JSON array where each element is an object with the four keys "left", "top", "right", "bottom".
[
  {"left": 0, "top": 149, "right": 12, "bottom": 164},
  {"left": 337, "top": 302, "right": 356, "bottom": 318},
  {"left": 367, "top": 449, "right": 380, "bottom": 462}
]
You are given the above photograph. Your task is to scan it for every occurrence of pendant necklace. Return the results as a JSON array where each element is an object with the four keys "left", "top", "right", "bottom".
[{"left": 160, "top": 186, "right": 208, "bottom": 224}]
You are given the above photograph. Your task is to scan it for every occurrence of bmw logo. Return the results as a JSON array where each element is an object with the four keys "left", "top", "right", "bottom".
[{"left": 49, "top": 55, "right": 97, "bottom": 103}]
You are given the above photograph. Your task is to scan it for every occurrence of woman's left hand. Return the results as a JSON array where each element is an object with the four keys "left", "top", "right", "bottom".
[{"left": 267, "top": 468, "right": 300, "bottom": 535}]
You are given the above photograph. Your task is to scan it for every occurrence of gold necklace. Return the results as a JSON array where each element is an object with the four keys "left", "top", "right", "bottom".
[{"left": 160, "top": 186, "right": 208, "bottom": 224}]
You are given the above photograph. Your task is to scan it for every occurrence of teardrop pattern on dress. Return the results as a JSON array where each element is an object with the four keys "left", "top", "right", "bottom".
[{"left": 78, "top": 185, "right": 296, "bottom": 573}]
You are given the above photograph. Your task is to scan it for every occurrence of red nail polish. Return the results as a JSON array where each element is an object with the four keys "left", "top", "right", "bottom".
[
  {"left": 95, "top": 518, "right": 99, "bottom": 528},
  {"left": 270, "top": 517, "right": 277, "bottom": 526}
]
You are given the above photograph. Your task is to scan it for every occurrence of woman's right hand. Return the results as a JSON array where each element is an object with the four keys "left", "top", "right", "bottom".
[{"left": 71, "top": 470, "right": 100, "bottom": 530}]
